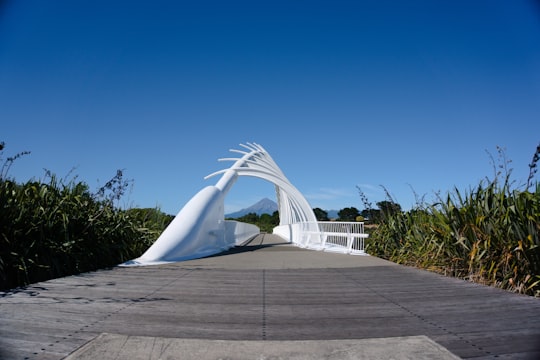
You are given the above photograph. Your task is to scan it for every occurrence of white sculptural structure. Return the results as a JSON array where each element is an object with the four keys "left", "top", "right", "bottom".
[{"left": 122, "top": 143, "right": 318, "bottom": 266}]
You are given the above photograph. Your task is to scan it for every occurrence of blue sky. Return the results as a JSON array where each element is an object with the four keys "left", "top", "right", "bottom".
[{"left": 1, "top": 0, "right": 539, "bottom": 215}]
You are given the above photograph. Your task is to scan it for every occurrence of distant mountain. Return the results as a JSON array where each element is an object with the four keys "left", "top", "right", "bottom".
[
  {"left": 225, "top": 198, "right": 340, "bottom": 220},
  {"left": 225, "top": 198, "right": 278, "bottom": 218},
  {"left": 326, "top": 210, "right": 339, "bottom": 219}
]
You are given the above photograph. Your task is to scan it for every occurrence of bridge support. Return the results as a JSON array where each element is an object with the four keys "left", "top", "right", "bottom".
[{"left": 121, "top": 143, "right": 317, "bottom": 266}]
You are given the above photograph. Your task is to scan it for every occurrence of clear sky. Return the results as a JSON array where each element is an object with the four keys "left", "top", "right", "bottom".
[{"left": 1, "top": 0, "right": 539, "bottom": 216}]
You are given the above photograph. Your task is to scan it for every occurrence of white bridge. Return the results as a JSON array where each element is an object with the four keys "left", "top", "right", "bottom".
[{"left": 122, "top": 143, "right": 368, "bottom": 266}]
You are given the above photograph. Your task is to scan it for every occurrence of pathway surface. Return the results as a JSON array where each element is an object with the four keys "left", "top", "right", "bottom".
[{"left": 1, "top": 234, "right": 539, "bottom": 359}]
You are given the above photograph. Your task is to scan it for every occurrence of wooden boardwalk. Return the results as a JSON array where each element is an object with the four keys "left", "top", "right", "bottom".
[{"left": 1, "top": 234, "right": 540, "bottom": 359}]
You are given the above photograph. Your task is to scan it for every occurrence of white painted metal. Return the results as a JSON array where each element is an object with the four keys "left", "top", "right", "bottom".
[
  {"left": 121, "top": 143, "right": 318, "bottom": 266},
  {"left": 206, "top": 143, "right": 318, "bottom": 226},
  {"left": 288, "top": 221, "right": 369, "bottom": 255}
]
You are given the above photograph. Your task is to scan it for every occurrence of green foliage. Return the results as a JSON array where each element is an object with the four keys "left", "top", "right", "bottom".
[
  {"left": 376, "top": 200, "right": 402, "bottom": 218},
  {"left": 313, "top": 208, "right": 329, "bottom": 221},
  {"left": 125, "top": 207, "right": 174, "bottom": 242},
  {"left": 367, "top": 145, "right": 540, "bottom": 297},
  {"left": 230, "top": 211, "right": 280, "bottom": 233},
  {"left": 337, "top": 207, "right": 360, "bottom": 221},
  {"left": 0, "top": 142, "right": 170, "bottom": 290}
]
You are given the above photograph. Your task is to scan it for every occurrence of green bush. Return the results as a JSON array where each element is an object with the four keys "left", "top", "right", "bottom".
[
  {"left": 0, "top": 142, "right": 171, "bottom": 290},
  {"left": 0, "top": 172, "right": 172, "bottom": 290},
  {"left": 368, "top": 146, "right": 540, "bottom": 296}
]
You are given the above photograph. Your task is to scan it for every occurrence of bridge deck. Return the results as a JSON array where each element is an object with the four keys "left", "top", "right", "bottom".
[{"left": 1, "top": 234, "right": 539, "bottom": 359}]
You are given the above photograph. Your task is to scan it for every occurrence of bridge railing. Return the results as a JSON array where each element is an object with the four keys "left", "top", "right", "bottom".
[{"left": 298, "top": 221, "right": 368, "bottom": 255}]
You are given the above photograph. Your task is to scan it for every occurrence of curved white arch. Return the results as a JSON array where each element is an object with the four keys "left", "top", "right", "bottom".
[
  {"left": 206, "top": 143, "right": 317, "bottom": 225},
  {"left": 121, "top": 143, "right": 317, "bottom": 266}
]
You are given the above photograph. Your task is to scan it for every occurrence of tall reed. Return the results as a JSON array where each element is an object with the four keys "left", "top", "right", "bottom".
[
  {"left": 0, "top": 143, "right": 171, "bottom": 290},
  {"left": 368, "top": 146, "right": 540, "bottom": 296}
]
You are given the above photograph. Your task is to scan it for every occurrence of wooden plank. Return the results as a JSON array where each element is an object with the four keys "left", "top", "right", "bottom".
[{"left": 0, "top": 234, "right": 539, "bottom": 359}]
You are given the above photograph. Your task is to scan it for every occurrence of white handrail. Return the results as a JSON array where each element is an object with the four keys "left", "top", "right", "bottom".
[{"left": 296, "top": 221, "right": 368, "bottom": 255}]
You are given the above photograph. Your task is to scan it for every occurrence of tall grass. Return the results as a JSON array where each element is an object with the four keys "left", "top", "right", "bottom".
[
  {"left": 367, "top": 146, "right": 540, "bottom": 297},
  {"left": 0, "top": 143, "right": 172, "bottom": 290}
]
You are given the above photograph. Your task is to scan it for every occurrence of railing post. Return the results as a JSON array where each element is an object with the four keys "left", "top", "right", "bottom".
[{"left": 346, "top": 223, "right": 353, "bottom": 253}]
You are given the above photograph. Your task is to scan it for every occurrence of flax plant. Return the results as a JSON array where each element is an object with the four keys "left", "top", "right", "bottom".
[
  {"left": 0, "top": 142, "right": 170, "bottom": 290},
  {"left": 368, "top": 145, "right": 540, "bottom": 297}
]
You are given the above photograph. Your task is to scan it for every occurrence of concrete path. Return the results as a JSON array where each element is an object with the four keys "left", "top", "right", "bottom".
[{"left": 1, "top": 234, "right": 540, "bottom": 359}]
